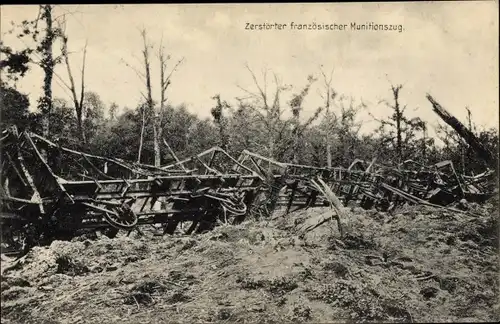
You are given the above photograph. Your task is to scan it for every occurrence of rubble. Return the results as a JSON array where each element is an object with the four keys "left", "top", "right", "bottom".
[{"left": 0, "top": 202, "right": 497, "bottom": 323}]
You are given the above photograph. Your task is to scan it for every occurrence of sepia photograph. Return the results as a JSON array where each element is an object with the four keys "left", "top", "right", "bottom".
[{"left": 0, "top": 2, "right": 498, "bottom": 323}]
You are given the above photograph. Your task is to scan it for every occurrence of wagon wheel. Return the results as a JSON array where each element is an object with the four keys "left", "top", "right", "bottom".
[
  {"left": 1, "top": 214, "right": 34, "bottom": 257},
  {"left": 219, "top": 199, "right": 247, "bottom": 225},
  {"left": 103, "top": 204, "right": 138, "bottom": 230}
]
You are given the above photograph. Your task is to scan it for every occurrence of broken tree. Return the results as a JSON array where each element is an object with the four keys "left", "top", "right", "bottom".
[{"left": 426, "top": 94, "right": 497, "bottom": 169}]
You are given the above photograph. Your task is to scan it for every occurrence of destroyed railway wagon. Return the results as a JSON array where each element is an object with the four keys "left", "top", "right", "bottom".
[
  {"left": 1, "top": 126, "right": 495, "bottom": 256},
  {"left": 234, "top": 150, "right": 495, "bottom": 212},
  {"left": 0, "top": 127, "right": 268, "bottom": 255}
]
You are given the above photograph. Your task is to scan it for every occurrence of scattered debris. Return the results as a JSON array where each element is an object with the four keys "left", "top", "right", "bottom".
[{"left": 0, "top": 201, "right": 497, "bottom": 323}]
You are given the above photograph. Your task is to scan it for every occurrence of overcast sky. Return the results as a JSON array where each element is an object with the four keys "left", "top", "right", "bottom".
[{"left": 1, "top": 2, "right": 498, "bottom": 134}]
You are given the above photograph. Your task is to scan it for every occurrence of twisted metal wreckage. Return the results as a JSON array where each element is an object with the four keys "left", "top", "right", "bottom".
[{"left": 0, "top": 124, "right": 496, "bottom": 256}]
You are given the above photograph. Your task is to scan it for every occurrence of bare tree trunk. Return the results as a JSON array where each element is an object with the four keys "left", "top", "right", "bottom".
[
  {"left": 140, "top": 29, "right": 155, "bottom": 165},
  {"left": 268, "top": 124, "right": 275, "bottom": 161},
  {"left": 320, "top": 67, "right": 335, "bottom": 168},
  {"left": 464, "top": 106, "right": 473, "bottom": 170},
  {"left": 59, "top": 19, "right": 88, "bottom": 145},
  {"left": 391, "top": 85, "right": 403, "bottom": 163},
  {"left": 422, "top": 126, "right": 427, "bottom": 162},
  {"left": 326, "top": 132, "right": 332, "bottom": 168},
  {"left": 156, "top": 37, "right": 184, "bottom": 167},
  {"left": 292, "top": 122, "right": 299, "bottom": 164},
  {"left": 466, "top": 107, "right": 473, "bottom": 133},
  {"left": 38, "top": 4, "right": 55, "bottom": 152},
  {"left": 153, "top": 124, "right": 160, "bottom": 166},
  {"left": 137, "top": 105, "right": 145, "bottom": 163},
  {"left": 157, "top": 43, "right": 168, "bottom": 167},
  {"left": 127, "top": 31, "right": 183, "bottom": 166},
  {"left": 290, "top": 106, "right": 302, "bottom": 164}
]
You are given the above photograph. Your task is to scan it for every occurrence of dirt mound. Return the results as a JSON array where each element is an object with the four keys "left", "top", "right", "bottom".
[{"left": 1, "top": 203, "right": 498, "bottom": 323}]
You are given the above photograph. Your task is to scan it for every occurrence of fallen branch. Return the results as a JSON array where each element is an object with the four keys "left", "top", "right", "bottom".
[{"left": 308, "top": 177, "right": 345, "bottom": 238}]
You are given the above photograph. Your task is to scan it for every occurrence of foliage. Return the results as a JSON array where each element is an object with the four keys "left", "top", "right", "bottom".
[
  {"left": 0, "top": 43, "right": 33, "bottom": 83},
  {"left": 0, "top": 83, "right": 31, "bottom": 131},
  {"left": 1, "top": 11, "right": 497, "bottom": 174},
  {"left": 436, "top": 123, "right": 499, "bottom": 174},
  {"left": 3, "top": 77, "right": 497, "bottom": 177}
]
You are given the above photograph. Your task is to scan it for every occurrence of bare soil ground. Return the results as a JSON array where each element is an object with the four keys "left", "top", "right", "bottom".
[{"left": 1, "top": 199, "right": 498, "bottom": 323}]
